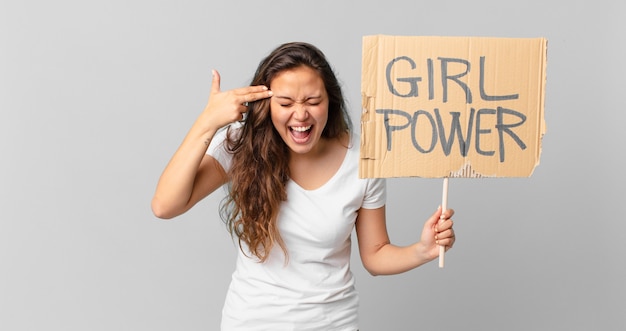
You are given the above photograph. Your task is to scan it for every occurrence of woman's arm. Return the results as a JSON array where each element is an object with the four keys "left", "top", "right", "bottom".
[
  {"left": 355, "top": 205, "right": 455, "bottom": 276},
  {"left": 151, "top": 70, "right": 272, "bottom": 219},
  {"left": 151, "top": 150, "right": 226, "bottom": 219}
]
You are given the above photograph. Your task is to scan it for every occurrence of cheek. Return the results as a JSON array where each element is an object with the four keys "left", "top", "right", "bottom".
[{"left": 314, "top": 105, "right": 330, "bottom": 126}]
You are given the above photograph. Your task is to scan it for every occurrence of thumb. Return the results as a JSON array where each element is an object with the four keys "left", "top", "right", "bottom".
[
  {"left": 421, "top": 205, "right": 442, "bottom": 245},
  {"left": 426, "top": 205, "right": 443, "bottom": 227},
  {"left": 210, "top": 69, "right": 221, "bottom": 94}
]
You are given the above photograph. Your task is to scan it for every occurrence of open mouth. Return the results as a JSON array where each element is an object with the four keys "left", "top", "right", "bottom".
[{"left": 290, "top": 125, "right": 312, "bottom": 141}]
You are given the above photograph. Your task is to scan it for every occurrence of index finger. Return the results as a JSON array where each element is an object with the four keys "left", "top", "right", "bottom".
[
  {"left": 441, "top": 208, "right": 454, "bottom": 219},
  {"left": 237, "top": 86, "right": 273, "bottom": 103}
]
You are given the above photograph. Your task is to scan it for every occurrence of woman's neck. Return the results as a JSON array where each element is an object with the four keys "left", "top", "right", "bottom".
[{"left": 288, "top": 133, "right": 350, "bottom": 190}]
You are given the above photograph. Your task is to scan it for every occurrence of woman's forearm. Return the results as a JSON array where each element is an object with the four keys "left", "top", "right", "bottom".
[
  {"left": 151, "top": 122, "right": 221, "bottom": 219},
  {"left": 362, "top": 242, "right": 434, "bottom": 276}
]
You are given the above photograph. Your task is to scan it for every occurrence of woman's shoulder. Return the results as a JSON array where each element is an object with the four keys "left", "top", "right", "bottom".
[{"left": 206, "top": 123, "right": 243, "bottom": 170}]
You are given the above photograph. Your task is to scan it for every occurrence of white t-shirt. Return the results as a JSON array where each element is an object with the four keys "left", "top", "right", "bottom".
[{"left": 208, "top": 127, "right": 386, "bottom": 331}]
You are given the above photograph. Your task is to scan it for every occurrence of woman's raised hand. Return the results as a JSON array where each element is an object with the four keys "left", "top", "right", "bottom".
[{"left": 201, "top": 70, "right": 273, "bottom": 130}]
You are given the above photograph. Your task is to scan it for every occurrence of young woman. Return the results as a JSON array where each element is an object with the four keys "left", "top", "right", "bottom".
[{"left": 152, "top": 42, "right": 455, "bottom": 330}]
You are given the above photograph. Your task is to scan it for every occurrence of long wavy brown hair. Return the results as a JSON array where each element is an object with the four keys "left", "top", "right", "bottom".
[{"left": 219, "top": 42, "right": 352, "bottom": 262}]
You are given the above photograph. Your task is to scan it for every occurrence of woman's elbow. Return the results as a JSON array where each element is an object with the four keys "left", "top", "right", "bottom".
[
  {"left": 361, "top": 259, "right": 384, "bottom": 277},
  {"left": 365, "top": 268, "right": 382, "bottom": 277},
  {"left": 151, "top": 197, "right": 178, "bottom": 220}
]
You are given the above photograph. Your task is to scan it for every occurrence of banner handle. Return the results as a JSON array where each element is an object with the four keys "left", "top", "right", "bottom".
[{"left": 439, "top": 177, "right": 449, "bottom": 268}]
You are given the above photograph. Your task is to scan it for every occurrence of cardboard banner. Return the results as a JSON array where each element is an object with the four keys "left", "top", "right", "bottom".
[{"left": 360, "top": 35, "right": 547, "bottom": 178}]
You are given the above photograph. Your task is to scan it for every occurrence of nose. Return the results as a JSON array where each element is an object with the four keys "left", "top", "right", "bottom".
[{"left": 293, "top": 104, "right": 309, "bottom": 121}]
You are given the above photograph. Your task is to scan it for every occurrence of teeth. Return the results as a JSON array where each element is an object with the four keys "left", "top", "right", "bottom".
[{"left": 291, "top": 125, "right": 311, "bottom": 132}]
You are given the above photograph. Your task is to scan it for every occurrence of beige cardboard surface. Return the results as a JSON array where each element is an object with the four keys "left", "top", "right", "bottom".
[{"left": 360, "top": 35, "right": 547, "bottom": 178}]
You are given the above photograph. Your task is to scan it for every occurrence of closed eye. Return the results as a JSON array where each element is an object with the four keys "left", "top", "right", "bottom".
[{"left": 274, "top": 95, "right": 322, "bottom": 107}]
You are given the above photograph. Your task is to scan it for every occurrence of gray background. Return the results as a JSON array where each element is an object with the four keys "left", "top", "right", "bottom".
[{"left": 1, "top": 0, "right": 624, "bottom": 330}]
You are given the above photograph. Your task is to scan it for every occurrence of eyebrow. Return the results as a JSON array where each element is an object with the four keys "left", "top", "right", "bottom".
[{"left": 274, "top": 95, "right": 322, "bottom": 103}]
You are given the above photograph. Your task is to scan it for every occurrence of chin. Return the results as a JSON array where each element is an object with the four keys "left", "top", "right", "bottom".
[
  {"left": 286, "top": 142, "right": 315, "bottom": 155},
  {"left": 286, "top": 136, "right": 321, "bottom": 155}
]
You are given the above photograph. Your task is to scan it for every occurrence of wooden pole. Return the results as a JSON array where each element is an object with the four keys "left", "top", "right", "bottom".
[{"left": 439, "top": 177, "right": 449, "bottom": 268}]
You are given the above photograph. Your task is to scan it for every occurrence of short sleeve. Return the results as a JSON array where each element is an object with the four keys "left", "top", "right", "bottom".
[
  {"left": 206, "top": 126, "right": 235, "bottom": 172},
  {"left": 361, "top": 177, "right": 386, "bottom": 209}
]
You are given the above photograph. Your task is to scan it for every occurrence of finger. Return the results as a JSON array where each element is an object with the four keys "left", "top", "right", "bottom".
[
  {"left": 426, "top": 206, "right": 443, "bottom": 228},
  {"left": 211, "top": 69, "right": 221, "bottom": 94},
  {"left": 437, "top": 219, "right": 454, "bottom": 232},
  {"left": 435, "top": 231, "right": 455, "bottom": 246},
  {"left": 436, "top": 237, "right": 454, "bottom": 247},
  {"left": 440, "top": 208, "right": 454, "bottom": 220},
  {"left": 237, "top": 86, "right": 273, "bottom": 104},
  {"left": 435, "top": 228, "right": 454, "bottom": 240},
  {"left": 236, "top": 85, "right": 270, "bottom": 95}
]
